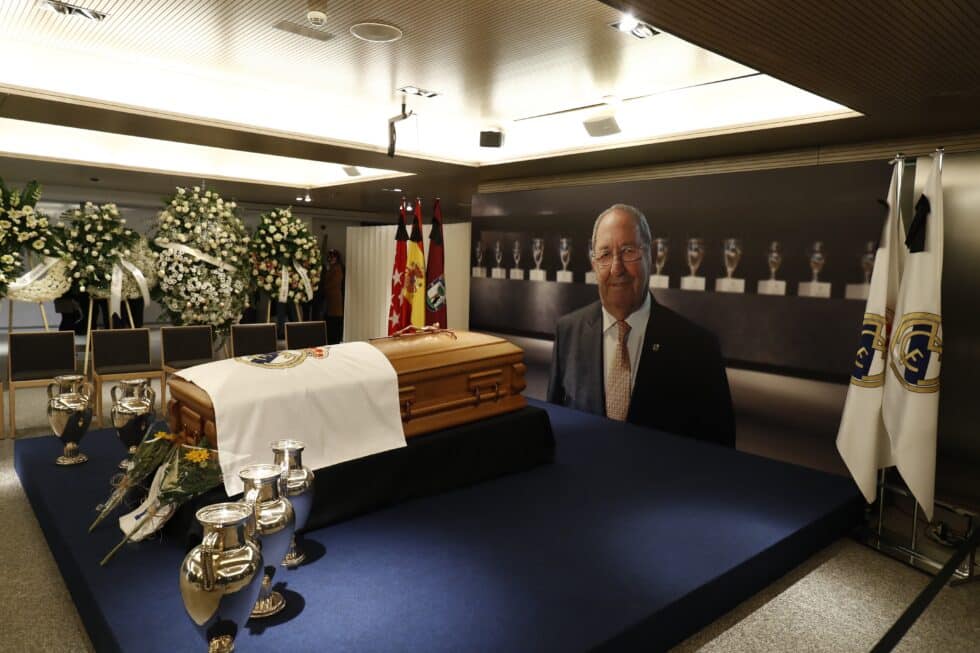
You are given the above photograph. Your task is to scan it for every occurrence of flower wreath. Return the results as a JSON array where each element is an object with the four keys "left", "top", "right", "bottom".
[
  {"left": 250, "top": 207, "right": 322, "bottom": 303},
  {"left": 0, "top": 177, "right": 70, "bottom": 302}
]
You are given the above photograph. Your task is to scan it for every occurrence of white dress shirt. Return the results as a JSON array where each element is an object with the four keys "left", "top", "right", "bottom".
[{"left": 601, "top": 292, "right": 651, "bottom": 399}]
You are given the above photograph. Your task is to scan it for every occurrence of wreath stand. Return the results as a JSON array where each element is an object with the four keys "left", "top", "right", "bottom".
[
  {"left": 6, "top": 298, "right": 53, "bottom": 333},
  {"left": 82, "top": 297, "right": 136, "bottom": 377}
]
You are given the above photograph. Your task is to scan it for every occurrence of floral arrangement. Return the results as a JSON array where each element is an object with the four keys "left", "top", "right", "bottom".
[
  {"left": 250, "top": 207, "right": 321, "bottom": 303},
  {"left": 0, "top": 177, "right": 70, "bottom": 301},
  {"left": 61, "top": 202, "right": 144, "bottom": 293},
  {"left": 151, "top": 186, "right": 251, "bottom": 336}
]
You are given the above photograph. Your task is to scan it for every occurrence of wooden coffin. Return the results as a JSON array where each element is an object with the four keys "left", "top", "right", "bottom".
[{"left": 167, "top": 330, "right": 527, "bottom": 447}]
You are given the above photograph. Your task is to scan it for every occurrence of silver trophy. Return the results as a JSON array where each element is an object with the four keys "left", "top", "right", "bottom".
[
  {"left": 723, "top": 238, "right": 742, "bottom": 278},
  {"left": 494, "top": 240, "right": 503, "bottom": 267},
  {"left": 686, "top": 238, "right": 705, "bottom": 277},
  {"left": 240, "top": 464, "right": 296, "bottom": 619},
  {"left": 559, "top": 237, "right": 572, "bottom": 271},
  {"left": 271, "top": 439, "right": 314, "bottom": 568},
  {"left": 767, "top": 241, "right": 783, "bottom": 280},
  {"left": 531, "top": 238, "right": 545, "bottom": 270},
  {"left": 654, "top": 238, "right": 668, "bottom": 275},
  {"left": 861, "top": 241, "right": 876, "bottom": 284},
  {"left": 47, "top": 374, "right": 93, "bottom": 465},
  {"left": 512, "top": 240, "right": 522, "bottom": 268},
  {"left": 809, "top": 241, "right": 826, "bottom": 282},
  {"left": 110, "top": 378, "right": 156, "bottom": 470},
  {"left": 474, "top": 241, "right": 484, "bottom": 267}
]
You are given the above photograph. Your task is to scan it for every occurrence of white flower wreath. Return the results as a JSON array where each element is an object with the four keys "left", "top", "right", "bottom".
[
  {"left": 249, "top": 207, "right": 322, "bottom": 303},
  {"left": 1, "top": 177, "right": 71, "bottom": 302}
]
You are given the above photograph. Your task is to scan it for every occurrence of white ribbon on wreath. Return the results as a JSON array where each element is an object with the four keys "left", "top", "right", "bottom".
[
  {"left": 156, "top": 241, "right": 238, "bottom": 273},
  {"left": 7, "top": 256, "right": 60, "bottom": 291},
  {"left": 278, "top": 261, "right": 313, "bottom": 302},
  {"left": 109, "top": 259, "right": 151, "bottom": 318}
]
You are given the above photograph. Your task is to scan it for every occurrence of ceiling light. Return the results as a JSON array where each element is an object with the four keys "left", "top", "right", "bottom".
[
  {"left": 304, "top": 190, "right": 312, "bottom": 203},
  {"left": 609, "top": 17, "right": 659, "bottom": 39},
  {"left": 342, "top": 165, "right": 361, "bottom": 177},
  {"left": 43, "top": 0, "right": 107, "bottom": 21},
  {"left": 296, "top": 192, "right": 304, "bottom": 201},
  {"left": 350, "top": 22, "right": 403, "bottom": 43},
  {"left": 398, "top": 85, "right": 439, "bottom": 99},
  {"left": 617, "top": 14, "right": 638, "bottom": 33}
]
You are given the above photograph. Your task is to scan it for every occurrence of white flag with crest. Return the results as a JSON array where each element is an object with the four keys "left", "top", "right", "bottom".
[
  {"left": 882, "top": 153, "right": 944, "bottom": 520},
  {"left": 836, "top": 159, "right": 904, "bottom": 503}
]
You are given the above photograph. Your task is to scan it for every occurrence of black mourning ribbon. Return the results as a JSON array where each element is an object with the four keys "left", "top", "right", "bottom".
[{"left": 905, "top": 194, "right": 930, "bottom": 253}]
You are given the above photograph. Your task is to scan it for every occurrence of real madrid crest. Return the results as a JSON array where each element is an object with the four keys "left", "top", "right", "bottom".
[
  {"left": 888, "top": 312, "right": 942, "bottom": 393},
  {"left": 235, "top": 350, "right": 308, "bottom": 369},
  {"left": 851, "top": 312, "right": 889, "bottom": 388}
]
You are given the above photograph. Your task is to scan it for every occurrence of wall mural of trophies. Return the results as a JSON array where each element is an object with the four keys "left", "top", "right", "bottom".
[
  {"left": 715, "top": 238, "right": 745, "bottom": 293},
  {"left": 491, "top": 239, "right": 507, "bottom": 279},
  {"left": 846, "top": 240, "right": 877, "bottom": 300},
  {"left": 529, "top": 238, "right": 547, "bottom": 281},
  {"left": 110, "top": 378, "right": 156, "bottom": 470},
  {"left": 472, "top": 241, "right": 486, "bottom": 278},
  {"left": 557, "top": 237, "right": 574, "bottom": 283},
  {"left": 681, "top": 237, "right": 706, "bottom": 291},
  {"left": 648, "top": 237, "right": 669, "bottom": 289},
  {"left": 798, "top": 240, "right": 831, "bottom": 298},
  {"left": 47, "top": 374, "right": 94, "bottom": 465},
  {"left": 509, "top": 239, "right": 525, "bottom": 280},
  {"left": 758, "top": 241, "right": 787, "bottom": 295}
]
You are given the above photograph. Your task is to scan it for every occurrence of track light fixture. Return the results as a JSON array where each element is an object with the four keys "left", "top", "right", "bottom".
[
  {"left": 387, "top": 99, "right": 415, "bottom": 158},
  {"left": 43, "top": 0, "right": 107, "bottom": 21}
]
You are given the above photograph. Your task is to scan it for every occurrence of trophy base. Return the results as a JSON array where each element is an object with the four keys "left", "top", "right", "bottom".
[
  {"left": 798, "top": 281, "right": 832, "bottom": 298},
  {"left": 509, "top": 269, "right": 525, "bottom": 280},
  {"left": 715, "top": 278, "right": 745, "bottom": 293},
  {"left": 471, "top": 267, "right": 486, "bottom": 278},
  {"left": 648, "top": 274, "right": 669, "bottom": 289},
  {"left": 490, "top": 268, "right": 507, "bottom": 279},
  {"left": 208, "top": 634, "right": 235, "bottom": 653},
  {"left": 583, "top": 271, "right": 596, "bottom": 285},
  {"left": 282, "top": 536, "right": 306, "bottom": 568},
  {"left": 557, "top": 270, "right": 574, "bottom": 284},
  {"left": 529, "top": 269, "right": 547, "bottom": 282},
  {"left": 56, "top": 452, "right": 88, "bottom": 466},
  {"left": 680, "top": 276, "right": 705, "bottom": 291},
  {"left": 845, "top": 283, "right": 871, "bottom": 300},
  {"left": 250, "top": 590, "right": 286, "bottom": 619},
  {"left": 757, "top": 279, "right": 787, "bottom": 295}
]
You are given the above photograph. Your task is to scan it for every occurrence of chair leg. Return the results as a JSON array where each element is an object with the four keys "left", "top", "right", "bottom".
[
  {"left": 1, "top": 384, "right": 5, "bottom": 440},
  {"left": 9, "top": 385, "right": 16, "bottom": 439},
  {"left": 95, "top": 377, "right": 103, "bottom": 427},
  {"left": 159, "top": 373, "right": 167, "bottom": 420}
]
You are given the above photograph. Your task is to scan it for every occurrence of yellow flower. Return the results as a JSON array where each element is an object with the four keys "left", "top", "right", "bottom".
[
  {"left": 153, "top": 431, "right": 176, "bottom": 441},
  {"left": 184, "top": 448, "right": 211, "bottom": 465}
]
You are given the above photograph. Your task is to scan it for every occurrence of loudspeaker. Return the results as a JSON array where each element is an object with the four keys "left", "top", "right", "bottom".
[
  {"left": 582, "top": 115, "right": 621, "bottom": 137},
  {"left": 479, "top": 130, "right": 504, "bottom": 147}
]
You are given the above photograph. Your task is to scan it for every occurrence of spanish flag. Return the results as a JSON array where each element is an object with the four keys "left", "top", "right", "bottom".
[{"left": 405, "top": 197, "right": 426, "bottom": 327}]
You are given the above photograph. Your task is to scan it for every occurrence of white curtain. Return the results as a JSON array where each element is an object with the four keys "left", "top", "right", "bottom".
[{"left": 344, "top": 222, "right": 471, "bottom": 342}]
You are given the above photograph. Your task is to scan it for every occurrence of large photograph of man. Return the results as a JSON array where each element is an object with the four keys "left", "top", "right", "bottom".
[{"left": 547, "top": 204, "right": 735, "bottom": 447}]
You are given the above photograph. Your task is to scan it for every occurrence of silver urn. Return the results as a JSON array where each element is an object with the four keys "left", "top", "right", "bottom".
[
  {"left": 110, "top": 378, "right": 156, "bottom": 470},
  {"left": 46, "top": 374, "right": 94, "bottom": 466},
  {"left": 239, "top": 463, "right": 295, "bottom": 619},
  {"left": 179, "top": 502, "right": 264, "bottom": 653},
  {"left": 271, "top": 439, "right": 315, "bottom": 568}
]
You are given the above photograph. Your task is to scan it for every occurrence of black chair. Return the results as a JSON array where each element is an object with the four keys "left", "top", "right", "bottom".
[
  {"left": 230, "top": 324, "right": 278, "bottom": 357},
  {"left": 284, "top": 321, "right": 327, "bottom": 350},
  {"left": 161, "top": 325, "right": 214, "bottom": 373},
  {"left": 91, "top": 328, "right": 165, "bottom": 426},
  {"left": 7, "top": 331, "right": 77, "bottom": 437}
]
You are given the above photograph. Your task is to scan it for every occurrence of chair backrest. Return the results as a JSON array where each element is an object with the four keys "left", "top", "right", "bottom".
[
  {"left": 161, "top": 325, "right": 214, "bottom": 368},
  {"left": 8, "top": 331, "right": 76, "bottom": 381},
  {"left": 285, "top": 321, "right": 327, "bottom": 349},
  {"left": 92, "top": 328, "right": 152, "bottom": 374},
  {"left": 231, "top": 324, "right": 278, "bottom": 357}
]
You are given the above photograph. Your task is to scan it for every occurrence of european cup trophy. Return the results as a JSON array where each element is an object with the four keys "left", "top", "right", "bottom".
[
  {"left": 509, "top": 240, "right": 524, "bottom": 280},
  {"left": 472, "top": 241, "right": 485, "bottom": 277},
  {"left": 847, "top": 240, "right": 877, "bottom": 300},
  {"left": 681, "top": 238, "right": 706, "bottom": 291},
  {"left": 584, "top": 239, "right": 596, "bottom": 284},
  {"left": 47, "top": 375, "right": 93, "bottom": 465},
  {"left": 799, "top": 240, "right": 830, "bottom": 298},
  {"left": 557, "top": 237, "right": 574, "bottom": 283},
  {"left": 716, "top": 238, "right": 745, "bottom": 293},
  {"left": 649, "top": 237, "right": 669, "bottom": 289},
  {"left": 491, "top": 239, "right": 506, "bottom": 279},
  {"left": 758, "top": 240, "right": 787, "bottom": 295},
  {"left": 529, "top": 237, "right": 546, "bottom": 281}
]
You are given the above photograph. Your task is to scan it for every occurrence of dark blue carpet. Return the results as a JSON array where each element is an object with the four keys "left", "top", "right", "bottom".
[{"left": 15, "top": 399, "right": 861, "bottom": 652}]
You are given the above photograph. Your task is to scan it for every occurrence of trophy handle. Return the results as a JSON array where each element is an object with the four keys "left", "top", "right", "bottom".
[
  {"left": 47, "top": 382, "right": 59, "bottom": 400},
  {"left": 143, "top": 385, "right": 157, "bottom": 409},
  {"left": 110, "top": 385, "right": 122, "bottom": 404},
  {"left": 199, "top": 529, "right": 220, "bottom": 592},
  {"left": 81, "top": 381, "right": 94, "bottom": 401}
]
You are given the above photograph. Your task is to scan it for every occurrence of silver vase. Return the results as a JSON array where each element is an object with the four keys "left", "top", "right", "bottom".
[
  {"left": 46, "top": 374, "right": 93, "bottom": 465},
  {"left": 180, "top": 502, "right": 264, "bottom": 653},
  {"left": 110, "top": 379, "right": 156, "bottom": 470},
  {"left": 239, "top": 464, "right": 295, "bottom": 619},
  {"left": 271, "top": 440, "right": 315, "bottom": 568}
]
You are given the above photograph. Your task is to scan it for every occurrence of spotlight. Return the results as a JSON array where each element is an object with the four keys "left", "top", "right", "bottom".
[
  {"left": 44, "top": 0, "right": 107, "bottom": 21},
  {"left": 296, "top": 192, "right": 304, "bottom": 201},
  {"left": 617, "top": 14, "right": 638, "bottom": 32},
  {"left": 609, "top": 16, "right": 659, "bottom": 39},
  {"left": 304, "top": 190, "right": 312, "bottom": 203},
  {"left": 388, "top": 98, "right": 415, "bottom": 157},
  {"left": 398, "top": 85, "right": 439, "bottom": 98}
]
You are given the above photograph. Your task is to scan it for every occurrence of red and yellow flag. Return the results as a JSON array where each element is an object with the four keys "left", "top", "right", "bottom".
[{"left": 405, "top": 197, "right": 426, "bottom": 327}]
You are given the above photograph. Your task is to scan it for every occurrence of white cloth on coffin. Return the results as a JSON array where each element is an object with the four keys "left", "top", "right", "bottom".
[{"left": 178, "top": 341, "right": 406, "bottom": 496}]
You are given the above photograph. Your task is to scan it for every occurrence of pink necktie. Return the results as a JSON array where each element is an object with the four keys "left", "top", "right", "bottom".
[{"left": 605, "top": 320, "right": 631, "bottom": 421}]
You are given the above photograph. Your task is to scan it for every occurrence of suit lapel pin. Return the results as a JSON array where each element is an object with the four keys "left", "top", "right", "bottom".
[{"left": 651, "top": 343, "right": 661, "bottom": 352}]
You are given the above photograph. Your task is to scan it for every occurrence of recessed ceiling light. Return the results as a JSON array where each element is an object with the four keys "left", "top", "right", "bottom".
[
  {"left": 617, "top": 14, "right": 639, "bottom": 33},
  {"left": 304, "top": 190, "right": 312, "bottom": 203},
  {"left": 296, "top": 192, "right": 304, "bottom": 201},
  {"left": 43, "top": 0, "right": 107, "bottom": 21},
  {"left": 350, "top": 22, "right": 403, "bottom": 43},
  {"left": 609, "top": 17, "right": 660, "bottom": 39},
  {"left": 342, "top": 165, "right": 361, "bottom": 177},
  {"left": 398, "top": 85, "right": 439, "bottom": 98}
]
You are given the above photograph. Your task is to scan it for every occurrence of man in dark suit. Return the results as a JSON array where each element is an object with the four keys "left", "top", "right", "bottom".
[{"left": 547, "top": 204, "right": 735, "bottom": 447}]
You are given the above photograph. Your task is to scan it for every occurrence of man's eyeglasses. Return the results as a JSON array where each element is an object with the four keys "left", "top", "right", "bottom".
[{"left": 592, "top": 245, "right": 647, "bottom": 268}]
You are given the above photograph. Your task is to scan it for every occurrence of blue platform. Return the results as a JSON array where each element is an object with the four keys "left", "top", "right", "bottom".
[{"left": 15, "top": 399, "right": 861, "bottom": 652}]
